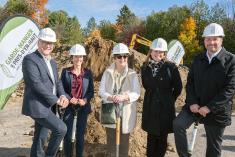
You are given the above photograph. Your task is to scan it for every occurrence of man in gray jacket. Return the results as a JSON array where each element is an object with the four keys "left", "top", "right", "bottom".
[
  {"left": 22, "top": 27, "right": 69, "bottom": 157},
  {"left": 173, "top": 23, "right": 235, "bottom": 157}
]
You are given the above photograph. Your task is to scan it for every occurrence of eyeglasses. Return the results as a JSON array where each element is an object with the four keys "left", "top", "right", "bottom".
[{"left": 115, "top": 54, "right": 129, "bottom": 59}]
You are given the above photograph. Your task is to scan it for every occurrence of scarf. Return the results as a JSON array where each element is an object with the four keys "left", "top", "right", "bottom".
[{"left": 148, "top": 59, "right": 164, "bottom": 77}]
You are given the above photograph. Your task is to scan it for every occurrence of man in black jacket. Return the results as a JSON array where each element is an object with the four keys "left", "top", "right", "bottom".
[{"left": 173, "top": 23, "right": 235, "bottom": 157}]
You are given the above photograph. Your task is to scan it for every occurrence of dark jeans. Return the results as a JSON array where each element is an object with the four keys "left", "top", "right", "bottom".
[
  {"left": 31, "top": 110, "right": 67, "bottom": 157},
  {"left": 173, "top": 109, "right": 225, "bottom": 157},
  {"left": 63, "top": 107, "right": 88, "bottom": 157},
  {"left": 147, "top": 133, "right": 168, "bottom": 157}
]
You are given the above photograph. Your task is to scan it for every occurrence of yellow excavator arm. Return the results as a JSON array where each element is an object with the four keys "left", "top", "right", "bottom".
[
  {"left": 129, "top": 34, "right": 152, "bottom": 49},
  {"left": 129, "top": 34, "right": 184, "bottom": 65}
]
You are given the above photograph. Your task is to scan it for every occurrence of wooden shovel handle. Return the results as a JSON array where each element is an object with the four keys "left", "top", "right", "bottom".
[{"left": 116, "top": 117, "right": 121, "bottom": 145}]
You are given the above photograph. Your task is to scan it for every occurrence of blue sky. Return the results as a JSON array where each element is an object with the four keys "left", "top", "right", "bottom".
[
  {"left": 45, "top": 0, "right": 220, "bottom": 28},
  {"left": 0, "top": 0, "right": 226, "bottom": 28}
]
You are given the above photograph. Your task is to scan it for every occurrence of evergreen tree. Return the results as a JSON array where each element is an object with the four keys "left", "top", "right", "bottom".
[
  {"left": 48, "top": 10, "right": 84, "bottom": 45},
  {"left": 99, "top": 20, "right": 117, "bottom": 41},
  {"left": 116, "top": 5, "right": 135, "bottom": 27},
  {"left": 209, "top": 3, "right": 226, "bottom": 23},
  {"left": 190, "top": 0, "right": 210, "bottom": 43},
  {"left": 83, "top": 17, "right": 97, "bottom": 37}
]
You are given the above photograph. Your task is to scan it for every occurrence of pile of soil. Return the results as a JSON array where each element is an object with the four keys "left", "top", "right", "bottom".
[
  {"left": 38, "top": 37, "right": 187, "bottom": 156},
  {"left": 11, "top": 36, "right": 234, "bottom": 157},
  {"left": 60, "top": 37, "right": 235, "bottom": 156},
  {"left": 81, "top": 37, "right": 187, "bottom": 156},
  {"left": 12, "top": 36, "right": 188, "bottom": 156}
]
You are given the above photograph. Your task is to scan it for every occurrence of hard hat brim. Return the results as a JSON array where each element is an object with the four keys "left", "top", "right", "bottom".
[
  {"left": 202, "top": 34, "right": 225, "bottom": 38},
  {"left": 70, "top": 54, "right": 87, "bottom": 56},
  {"left": 38, "top": 37, "right": 57, "bottom": 43}
]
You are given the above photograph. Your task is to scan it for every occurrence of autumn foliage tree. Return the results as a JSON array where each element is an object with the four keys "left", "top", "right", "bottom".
[
  {"left": 0, "top": 0, "right": 48, "bottom": 26},
  {"left": 28, "top": 0, "right": 48, "bottom": 27},
  {"left": 179, "top": 17, "right": 202, "bottom": 65},
  {"left": 117, "top": 17, "right": 145, "bottom": 49}
]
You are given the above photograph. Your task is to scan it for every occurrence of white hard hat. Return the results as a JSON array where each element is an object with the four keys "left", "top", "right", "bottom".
[
  {"left": 150, "top": 38, "right": 168, "bottom": 51},
  {"left": 112, "top": 43, "right": 129, "bottom": 55},
  {"left": 69, "top": 44, "right": 86, "bottom": 56},
  {"left": 202, "top": 23, "right": 225, "bottom": 37},
  {"left": 38, "top": 28, "right": 57, "bottom": 42}
]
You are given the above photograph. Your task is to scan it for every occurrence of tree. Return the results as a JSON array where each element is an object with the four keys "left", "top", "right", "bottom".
[
  {"left": 190, "top": 0, "right": 210, "bottom": 43},
  {"left": 232, "top": 0, "right": 235, "bottom": 21},
  {"left": 145, "top": 6, "right": 190, "bottom": 42},
  {"left": 223, "top": 19, "right": 235, "bottom": 54},
  {"left": 5, "top": 0, "right": 31, "bottom": 15},
  {"left": 0, "top": 0, "right": 48, "bottom": 27},
  {"left": 48, "top": 10, "right": 68, "bottom": 26},
  {"left": 0, "top": 0, "right": 32, "bottom": 21},
  {"left": 108, "top": 7, "right": 146, "bottom": 50},
  {"left": 0, "top": 6, "right": 3, "bottom": 13},
  {"left": 209, "top": 3, "right": 226, "bottom": 23},
  {"left": 83, "top": 17, "right": 97, "bottom": 37},
  {"left": 218, "top": 0, "right": 235, "bottom": 55},
  {"left": 87, "top": 17, "right": 97, "bottom": 31},
  {"left": 0, "top": 7, "right": 3, "bottom": 22},
  {"left": 99, "top": 20, "right": 117, "bottom": 41},
  {"left": 28, "top": 0, "right": 48, "bottom": 27},
  {"left": 116, "top": 16, "right": 145, "bottom": 49},
  {"left": 116, "top": 5, "right": 135, "bottom": 31},
  {"left": 220, "top": 0, "right": 235, "bottom": 20},
  {"left": 178, "top": 17, "right": 202, "bottom": 65},
  {"left": 63, "top": 16, "right": 84, "bottom": 44},
  {"left": 144, "top": 6, "right": 191, "bottom": 54},
  {"left": 48, "top": 10, "right": 84, "bottom": 45},
  {"left": 48, "top": 10, "right": 68, "bottom": 44}
]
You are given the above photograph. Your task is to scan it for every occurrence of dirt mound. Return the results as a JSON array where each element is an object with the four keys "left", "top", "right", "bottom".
[
  {"left": 51, "top": 37, "right": 146, "bottom": 81},
  {"left": 6, "top": 36, "right": 235, "bottom": 157},
  {"left": 84, "top": 37, "right": 114, "bottom": 81},
  {"left": 12, "top": 36, "right": 188, "bottom": 156},
  {"left": 55, "top": 37, "right": 187, "bottom": 156}
]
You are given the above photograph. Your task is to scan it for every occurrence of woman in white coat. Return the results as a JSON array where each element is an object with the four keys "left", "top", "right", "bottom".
[{"left": 99, "top": 43, "right": 140, "bottom": 157}]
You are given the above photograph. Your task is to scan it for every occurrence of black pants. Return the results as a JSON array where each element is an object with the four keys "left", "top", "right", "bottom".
[
  {"left": 147, "top": 133, "right": 168, "bottom": 157},
  {"left": 173, "top": 109, "right": 225, "bottom": 157}
]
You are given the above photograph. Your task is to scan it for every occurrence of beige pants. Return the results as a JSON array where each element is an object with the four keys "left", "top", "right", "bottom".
[{"left": 105, "top": 127, "right": 130, "bottom": 157}]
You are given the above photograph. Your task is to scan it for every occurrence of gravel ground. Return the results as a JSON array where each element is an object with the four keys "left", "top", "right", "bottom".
[
  {"left": 0, "top": 97, "right": 33, "bottom": 157},
  {"left": 0, "top": 97, "right": 234, "bottom": 157},
  {"left": 166, "top": 115, "right": 235, "bottom": 157}
]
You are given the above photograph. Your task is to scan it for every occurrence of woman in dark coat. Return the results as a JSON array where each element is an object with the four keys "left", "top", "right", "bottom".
[
  {"left": 61, "top": 44, "right": 94, "bottom": 157},
  {"left": 141, "top": 38, "right": 182, "bottom": 157}
]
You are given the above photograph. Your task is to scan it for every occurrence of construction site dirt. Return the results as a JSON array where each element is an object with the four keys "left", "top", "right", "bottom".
[{"left": 0, "top": 37, "right": 234, "bottom": 157}]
